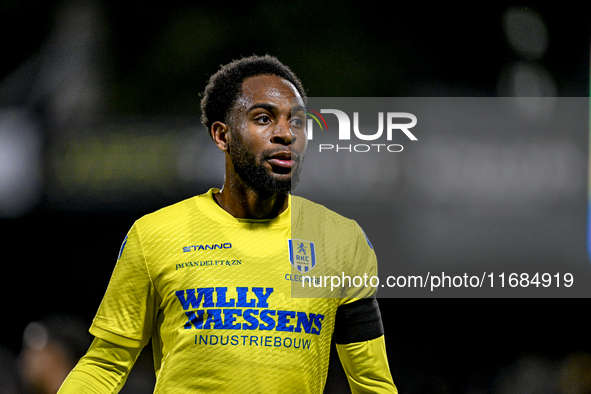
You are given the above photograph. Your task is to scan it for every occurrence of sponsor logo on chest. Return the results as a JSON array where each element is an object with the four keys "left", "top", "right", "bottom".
[{"left": 182, "top": 243, "right": 232, "bottom": 253}]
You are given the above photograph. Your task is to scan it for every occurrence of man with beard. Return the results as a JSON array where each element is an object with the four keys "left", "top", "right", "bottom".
[{"left": 58, "top": 55, "right": 397, "bottom": 393}]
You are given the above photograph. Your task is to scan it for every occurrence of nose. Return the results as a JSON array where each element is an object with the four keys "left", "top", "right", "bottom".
[{"left": 271, "top": 119, "right": 296, "bottom": 145}]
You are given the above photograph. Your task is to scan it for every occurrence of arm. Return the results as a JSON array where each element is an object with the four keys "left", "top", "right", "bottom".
[
  {"left": 334, "top": 298, "right": 397, "bottom": 394},
  {"left": 57, "top": 337, "right": 141, "bottom": 394}
]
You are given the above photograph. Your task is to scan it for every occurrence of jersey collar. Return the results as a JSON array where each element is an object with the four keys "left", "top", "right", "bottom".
[{"left": 196, "top": 188, "right": 292, "bottom": 227}]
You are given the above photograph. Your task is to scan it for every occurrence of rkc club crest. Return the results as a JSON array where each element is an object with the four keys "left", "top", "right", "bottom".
[{"left": 288, "top": 239, "right": 316, "bottom": 273}]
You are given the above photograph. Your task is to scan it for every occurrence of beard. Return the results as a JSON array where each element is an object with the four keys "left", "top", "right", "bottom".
[{"left": 228, "top": 133, "right": 304, "bottom": 194}]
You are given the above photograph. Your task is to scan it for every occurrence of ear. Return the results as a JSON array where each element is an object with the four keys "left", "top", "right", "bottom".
[{"left": 211, "top": 121, "right": 229, "bottom": 152}]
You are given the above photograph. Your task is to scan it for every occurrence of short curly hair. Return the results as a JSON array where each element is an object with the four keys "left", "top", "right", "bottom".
[{"left": 200, "top": 55, "right": 306, "bottom": 139}]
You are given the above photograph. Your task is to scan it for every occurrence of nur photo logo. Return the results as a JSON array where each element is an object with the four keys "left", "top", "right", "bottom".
[{"left": 302, "top": 105, "right": 418, "bottom": 153}]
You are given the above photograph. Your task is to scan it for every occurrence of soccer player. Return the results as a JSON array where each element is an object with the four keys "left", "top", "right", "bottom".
[{"left": 57, "top": 55, "right": 397, "bottom": 393}]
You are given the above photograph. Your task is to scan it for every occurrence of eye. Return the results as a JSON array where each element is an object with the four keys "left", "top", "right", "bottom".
[
  {"left": 255, "top": 114, "right": 272, "bottom": 124},
  {"left": 290, "top": 117, "right": 304, "bottom": 128}
]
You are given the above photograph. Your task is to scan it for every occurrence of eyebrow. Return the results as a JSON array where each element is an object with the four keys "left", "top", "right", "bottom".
[
  {"left": 246, "top": 103, "right": 305, "bottom": 115},
  {"left": 246, "top": 103, "right": 277, "bottom": 114},
  {"left": 291, "top": 105, "right": 305, "bottom": 114}
]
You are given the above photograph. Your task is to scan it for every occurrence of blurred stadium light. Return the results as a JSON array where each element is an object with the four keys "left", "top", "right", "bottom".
[{"left": 0, "top": 109, "right": 42, "bottom": 218}]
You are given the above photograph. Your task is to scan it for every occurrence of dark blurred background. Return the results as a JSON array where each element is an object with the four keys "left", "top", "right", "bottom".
[{"left": 1, "top": 1, "right": 590, "bottom": 393}]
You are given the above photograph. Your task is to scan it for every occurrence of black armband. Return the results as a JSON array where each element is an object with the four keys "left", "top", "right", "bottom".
[{"left": 334, "top": 297, "right": 384, "bottom": 344}]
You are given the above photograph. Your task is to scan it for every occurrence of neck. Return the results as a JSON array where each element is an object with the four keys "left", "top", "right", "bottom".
[{"left": 214, "top": 177, "right": 289, "bottom": 219}]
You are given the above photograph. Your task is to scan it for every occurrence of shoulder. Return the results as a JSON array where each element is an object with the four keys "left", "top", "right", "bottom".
[
  {"left": 292, "top": 195, "right": 351, "bottom": 220},
  {"left": 291, "top": 195, "right": 360, "bottom": 235}
]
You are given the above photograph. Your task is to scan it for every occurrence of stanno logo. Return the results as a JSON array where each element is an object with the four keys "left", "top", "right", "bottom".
[{"left": 183, "top": 243, "right": 232, "bottom": 253}]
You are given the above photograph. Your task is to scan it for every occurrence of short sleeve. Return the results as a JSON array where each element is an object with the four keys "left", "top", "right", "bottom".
[
  {"left": 90, "top": 223, "right": 156, "bottom": 348},
  {"left": 339, "top": 222, "right": 379, "bottom": 305}
]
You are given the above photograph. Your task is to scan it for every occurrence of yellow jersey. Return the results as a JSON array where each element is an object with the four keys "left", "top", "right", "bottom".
[{"left": 90, "top": 188, "right": 378, "bottom": 393}]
